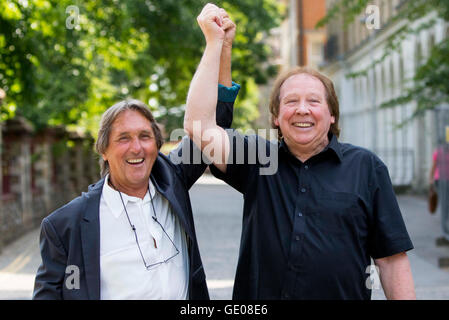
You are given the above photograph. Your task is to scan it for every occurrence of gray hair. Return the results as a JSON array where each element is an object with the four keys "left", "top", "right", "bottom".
[{"left": 95, "top": 99, "right": 163, "bottom": 177}]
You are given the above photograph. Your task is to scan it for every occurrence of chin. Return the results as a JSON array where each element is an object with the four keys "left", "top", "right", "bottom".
[
  {"left": 288, "top": 135, "right": 314, "bottom": 146},
  {"left": 127, "top": 173, "right": 150, "bottom": 184}
]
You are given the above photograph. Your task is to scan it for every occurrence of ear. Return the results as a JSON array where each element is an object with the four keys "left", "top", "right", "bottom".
[
  {"left": 102, "top": 153, "right": 108, "bottom": 161},
  {"left": 274, "top": 116, "right": 280, "bottom": 127},
  {"left": 331, "top": 115, "right": 335, "bottom": 124}
]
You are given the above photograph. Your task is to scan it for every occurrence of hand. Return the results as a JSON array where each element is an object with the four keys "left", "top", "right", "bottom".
[
  {"left": 219, "top": 9, "right": 236, "bottom": 48},
  {"left": 197, "top": 3, "right": 225, "bottom": 45}
]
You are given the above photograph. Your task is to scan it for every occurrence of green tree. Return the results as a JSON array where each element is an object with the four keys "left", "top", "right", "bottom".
[{"left": 0, "top": 0, "right": 282, "bottom": 136}]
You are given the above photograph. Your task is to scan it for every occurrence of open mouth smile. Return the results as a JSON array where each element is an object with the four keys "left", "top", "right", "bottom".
[
  {"left": 126, "top": 158, "right": 144, "bottom": 165},
  {"left": 292, "top": 122, "right": 314, "bottom": 128}
]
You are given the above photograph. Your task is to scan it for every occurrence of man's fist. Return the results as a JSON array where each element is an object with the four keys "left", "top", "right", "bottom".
[
  {"left": 219, "top": 8, "right": 236, "bottom": 48},
  {"left": 197, "top": 3, "right": 225, "bottom": 44}
]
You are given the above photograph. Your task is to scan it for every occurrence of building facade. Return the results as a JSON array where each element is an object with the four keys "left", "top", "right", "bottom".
[{"left": 321, "top": 0, "right": 449, "bottom": 190}]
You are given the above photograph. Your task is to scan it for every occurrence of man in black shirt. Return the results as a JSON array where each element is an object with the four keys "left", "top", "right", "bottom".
[{"left": 185, "top": 3, "right": 415, "bottom": 300}]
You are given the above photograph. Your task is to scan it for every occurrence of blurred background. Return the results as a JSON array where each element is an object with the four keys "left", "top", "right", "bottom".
[{"left": 1, "top": 0, "right": 449, "bottom": 299}]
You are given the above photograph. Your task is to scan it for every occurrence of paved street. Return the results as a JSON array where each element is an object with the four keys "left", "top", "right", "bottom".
[{"left": 1, "top": 174, "right": 449, "bottom": 299}]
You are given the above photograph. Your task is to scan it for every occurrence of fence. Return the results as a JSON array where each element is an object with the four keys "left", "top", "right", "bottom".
[{"left": 0, "top": 117, "right": 100, "bottom": 252}]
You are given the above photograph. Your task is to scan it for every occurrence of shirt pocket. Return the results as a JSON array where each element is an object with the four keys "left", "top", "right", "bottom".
[{"left": 313, "top": 192, "right": 364, "bottom": 236}]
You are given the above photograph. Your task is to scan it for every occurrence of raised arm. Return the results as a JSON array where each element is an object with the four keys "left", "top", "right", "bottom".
[
  {"left": 219, "top": 9, "right": 234, "bottom": 87},
  {"left": 184, "top": 4, "right": 234, "bottom": 173}
]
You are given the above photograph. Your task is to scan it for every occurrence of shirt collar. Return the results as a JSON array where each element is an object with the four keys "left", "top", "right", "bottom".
[
  {"left": 102, "top": 174, "right": 156, "bottom": 219},
  {"left": 280, "top": 132, "right": 343, "bottom": 163},
  {"left": 322, "top": 133, "right": 343, "bottom": 162}
]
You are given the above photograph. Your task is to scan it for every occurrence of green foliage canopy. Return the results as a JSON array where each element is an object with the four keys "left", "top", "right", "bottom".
[{"left": 0, "top": 0, "right": 282, "bottom": 136}]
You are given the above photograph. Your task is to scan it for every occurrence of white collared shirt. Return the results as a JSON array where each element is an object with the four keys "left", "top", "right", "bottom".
[{"left": 99, "top": 174, "right": 189, "bottom": 300}]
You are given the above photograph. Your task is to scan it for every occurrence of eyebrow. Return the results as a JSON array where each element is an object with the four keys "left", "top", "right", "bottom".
[
  {"left": 115, "top": 129, "right": 153, "bottom": 137},
  {"left": 282, "top": 94, "right": 299, "bottom": 101},
  {"left": 307, "top": 94, "right": 323, "bottom": 100},
  {"left": 282, "top": 92, "right": 324, "bottom": 100}
]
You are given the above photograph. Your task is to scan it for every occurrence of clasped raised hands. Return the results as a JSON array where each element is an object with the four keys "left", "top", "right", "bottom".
[{"left": 197, "top": 3, "right": 236, "bottom": 48}]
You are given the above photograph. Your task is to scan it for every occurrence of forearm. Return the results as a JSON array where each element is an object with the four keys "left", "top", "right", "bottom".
[
  {"left": 219, "top": 44, "right": 232, "bottom": 87},
  {"left": 185, "top": 41, "right": 223, "bottom": 135},
  {"left": 375, "top": 252, "right": 416, "bottom": 299}
]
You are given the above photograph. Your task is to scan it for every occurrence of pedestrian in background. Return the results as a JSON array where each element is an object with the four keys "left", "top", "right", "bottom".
[{"left": 430, "top": 143, "right": 449, "bottom": 242}]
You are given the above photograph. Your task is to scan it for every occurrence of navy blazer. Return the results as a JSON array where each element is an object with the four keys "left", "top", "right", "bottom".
[{"left": 32, "top": 100, "right": 234, "bottom": 300}]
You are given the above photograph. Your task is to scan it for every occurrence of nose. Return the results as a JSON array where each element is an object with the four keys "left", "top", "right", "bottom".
[
  {"left": 295, "top": 103, "right": 310, "bottom": 115},
  {"left": 129, "top": 137, "right": 143, "bottom": 154}
]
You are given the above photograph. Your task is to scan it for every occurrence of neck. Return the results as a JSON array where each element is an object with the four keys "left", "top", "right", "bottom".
[
  {"left": 285, "top": 135, "right": 329, "bottom": 163},
  {"left": 108, "top": 176, "right": 148, "bottom": 199}
]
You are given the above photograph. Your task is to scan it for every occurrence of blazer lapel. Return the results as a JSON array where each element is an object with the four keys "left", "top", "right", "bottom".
[
  {"left": 80, "top": 178, "right": 104, "bottom": 300},
  {"left": 150, "top": 168, "right": 194, "bottom": 240}
]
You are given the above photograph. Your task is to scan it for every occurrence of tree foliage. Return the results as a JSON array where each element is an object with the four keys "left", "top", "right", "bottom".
[
  {"left": 0, "top": 0, "right": 282, "bottom": 135},
  {"left": 318, "top": 0, "right": 449, "bottom": 120}
]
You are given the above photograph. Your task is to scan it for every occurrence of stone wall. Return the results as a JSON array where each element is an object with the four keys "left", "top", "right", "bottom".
[{"left": 0, "top": 118, "right": 100, "bottom": 252}]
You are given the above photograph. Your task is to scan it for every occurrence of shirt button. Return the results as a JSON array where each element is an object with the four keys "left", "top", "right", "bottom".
[
  {"left": 304, "top": 165, "right": 309, "bottom": 170},
  {"left": 298, "top": 212, "right": 303, "bottom": 217},
  {"left": 300, "top": 188, "right": 306, "bottom": 193},
  {"left": 295, "top": 235, "right": 300, "bottom": 241}
]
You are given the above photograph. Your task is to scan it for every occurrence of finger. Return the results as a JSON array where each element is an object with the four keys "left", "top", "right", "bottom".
[
  {"left": 204, "top": 4, "right": 222, "bottom": 22},
  {"left": 203, "top": 3, "right": 220, "bottom": 13},
  {"left": 219, "top": 8, "right": 229, "bottom": 19},
  {"left": 222, "top": 18, "right": 235, "bottom": 31},
  {"left": 198, "top": 7, "right": 222, "bottom": 27},
  {"left": 199, "top": 3, "right": 219, "bottom": 19},
  {"left": 214, "top": 15, "right": 223, "bottom": 27}
]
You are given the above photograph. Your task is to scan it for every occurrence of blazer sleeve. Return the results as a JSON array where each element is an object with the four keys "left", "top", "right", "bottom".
[{"left": 32, "top": 217, "right": 67, "bottom": 300}]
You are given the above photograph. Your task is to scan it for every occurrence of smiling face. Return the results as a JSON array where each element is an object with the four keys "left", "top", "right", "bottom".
[
  {"left": 274, "top": 73, "right": 335, "bottom": 155},
  {"left": 102, "top": 109, "right": 159, "bottom": 197}
]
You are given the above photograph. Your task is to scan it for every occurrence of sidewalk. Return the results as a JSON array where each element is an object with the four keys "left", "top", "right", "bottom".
[
  {"left": 372, "top": 194, "right": 449, "bottom": 299},
  {"left": 0, "top": 227, "right": 40, "bottom": 299},
  {"left": 0, "top": 177, "right": 448, "bottom": 299}
]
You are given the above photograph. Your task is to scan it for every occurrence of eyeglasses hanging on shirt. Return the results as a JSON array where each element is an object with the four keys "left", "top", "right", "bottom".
[{"left": 109, "top": 179, "right": 180, "bottom": 270}]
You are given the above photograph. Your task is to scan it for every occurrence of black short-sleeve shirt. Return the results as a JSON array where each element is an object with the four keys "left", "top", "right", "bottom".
[{"left": 210, "top": 130, "right": 413, "bottom": 300}]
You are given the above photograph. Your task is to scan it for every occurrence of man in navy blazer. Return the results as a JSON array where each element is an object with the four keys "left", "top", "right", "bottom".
[
  {"left": 33, "top": 8, "right": 238, "bottom": 299},
  {"left": 32, "top": 92, "right": 237, "bottom": 299}
]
